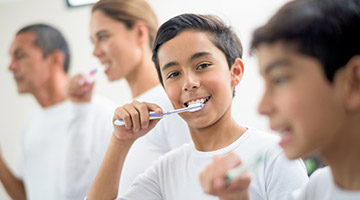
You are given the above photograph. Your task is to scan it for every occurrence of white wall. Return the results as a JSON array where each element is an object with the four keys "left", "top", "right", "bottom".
[{"left": 0, "top": 0, "right": 288, "bottom": 199}]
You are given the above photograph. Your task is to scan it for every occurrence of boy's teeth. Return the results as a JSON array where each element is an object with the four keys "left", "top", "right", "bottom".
[
  {"left": 279, "top": 127, "right": 291, "bottom": 135},
  {"left": 188, "top": 98, "right": 206, "bottom": 106},
  {"left": 104, "top": 63, "right": 111, "bottom": 70}
]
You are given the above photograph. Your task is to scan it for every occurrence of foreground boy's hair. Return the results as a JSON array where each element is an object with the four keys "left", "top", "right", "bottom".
[{"left": 251, "top": 0, "right": 360, "bottom": 82}]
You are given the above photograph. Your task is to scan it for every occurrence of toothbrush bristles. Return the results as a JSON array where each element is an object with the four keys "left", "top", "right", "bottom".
[
  {"left": 188, "top": 103, "right": 204, "bottom": 112},
  {"left": 90, "top": 68, "right": 98, "bottom": 75}
]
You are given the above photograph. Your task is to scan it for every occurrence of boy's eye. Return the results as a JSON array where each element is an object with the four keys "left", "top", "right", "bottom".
[
  {"left": 197, "top": 63, "right": 211, "bottom": 70},
  {"left": 98, "top": 34, "right": 109, "bottom": 41},
  {"left": 273, "top": 76, "right": 289, "bottom": 85},
  {"left": 166, "top": 71, "right": 180, "bottom": 79}
]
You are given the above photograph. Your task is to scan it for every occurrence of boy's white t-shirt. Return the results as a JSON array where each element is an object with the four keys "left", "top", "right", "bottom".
[
  {"left": 292, "top": 167, "right": 360, "bottom": 200},
  {"left": 119, "top": 128, "right": 309, "bottom": 200},
  {"left": 118, "top": 85, "right": 191, "bottom": 196},
  {"left": 17, "top": 96, "right": 116, "bottom": 200}
]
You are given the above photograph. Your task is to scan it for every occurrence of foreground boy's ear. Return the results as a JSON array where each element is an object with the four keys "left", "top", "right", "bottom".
[
  {"left": 345, "top": 55, "right": 360, "bottom": 110},
  {"left": 230, "top": 58, "right": 244, "bottom": 87}
]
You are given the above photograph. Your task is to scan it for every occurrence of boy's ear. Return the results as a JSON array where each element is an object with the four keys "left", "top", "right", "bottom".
[
  {"left": 230, "top": 58, "right": 244, "bottom": 87},
  {"left": 134, "top": 22, "right": 149, "bottom": 47},
  {"left": 344, "top": 55, "right": 360, "bottom": 110}
]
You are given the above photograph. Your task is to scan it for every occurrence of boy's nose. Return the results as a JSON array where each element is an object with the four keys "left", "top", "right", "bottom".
[
  {"left": 258, "top": 89, "right": 274, "bottom": 116},
  {"left": 182, "top": 73, "right": 200, "bottom": 91}
]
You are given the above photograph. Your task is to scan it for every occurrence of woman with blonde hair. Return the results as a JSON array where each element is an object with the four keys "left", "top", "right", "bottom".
[{"left": 67, "top": 0, "right": 190, "bottom": 197}]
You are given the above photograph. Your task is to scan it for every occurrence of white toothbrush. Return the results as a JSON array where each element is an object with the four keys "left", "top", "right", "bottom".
[
  {"left": 113, "top": 103, "right": 204, "bottom": 126},
  {"left": 225, "top": 154, "right": 264, "bottom": 183}
]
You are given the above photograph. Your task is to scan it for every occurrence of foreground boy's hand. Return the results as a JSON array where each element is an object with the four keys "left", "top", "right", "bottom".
[
  {"left": 87, "top": 100, "right": 163, "bottom": 200},
  {"left": 112, "top": 100, "right": 162, "bottom": 142},
  {"left": 67, "top": 74, "right": 95, "bottom": 103},
  {"left": 199, "top": 152, "right": 251, "bottom": 200}
]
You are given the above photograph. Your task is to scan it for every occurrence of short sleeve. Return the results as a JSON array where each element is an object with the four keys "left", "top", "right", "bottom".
[
  {"left": 118, "top": 160, "right": 163, "bottom": 200},
  {"left": 15, "top": 139, "right": 25, "bottom": 179},
  {"left": 264, "top": 148, "right": 309, "bottom": 200},
  {"left": 15, "top": 118, "right": 30, "bottom": 179}
]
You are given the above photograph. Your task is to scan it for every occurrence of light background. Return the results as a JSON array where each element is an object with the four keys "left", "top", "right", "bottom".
[{"left": 0, "top": 0, "right": 289, "bottom": 199}]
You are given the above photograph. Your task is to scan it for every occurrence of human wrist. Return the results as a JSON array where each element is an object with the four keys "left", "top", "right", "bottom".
[{"left": 111, "top": 132, "right": 136, "bottom": 147}]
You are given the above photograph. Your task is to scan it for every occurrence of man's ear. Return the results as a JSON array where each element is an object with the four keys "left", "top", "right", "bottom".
[
  {"left": 134, "top": 22, "right": 149, "bottom": 47},
  {"left": 230, "top": 58, "right": 244, "bottom": 87},
  {"left": 47, "top": 50, "right": 65, "bottom": 72},
  {"left": 344, "top": 55, "right": 360, "bottom": 110}
]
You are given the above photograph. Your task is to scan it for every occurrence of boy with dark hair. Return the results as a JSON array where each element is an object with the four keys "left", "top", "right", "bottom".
[
  {"left": 87, "top": 13, "right": 307, "bottom": 200},
  {"left": 199, "top": 0, "right": 360, "bottom": 199}
]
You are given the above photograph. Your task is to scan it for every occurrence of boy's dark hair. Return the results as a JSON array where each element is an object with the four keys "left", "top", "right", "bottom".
[
  {"left": 250, "top": 0, "right": 360, "bottom": 82},
  {"left": 17, "top": 24, "right": 71, "bottom": 74},
  {"left": 152, "top": 14, "right": 243, "bottom": 90}
]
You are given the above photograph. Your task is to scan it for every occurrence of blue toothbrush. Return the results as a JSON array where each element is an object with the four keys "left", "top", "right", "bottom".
[{"left": 114, "top": 103, "right": 204, "bottom": 126}]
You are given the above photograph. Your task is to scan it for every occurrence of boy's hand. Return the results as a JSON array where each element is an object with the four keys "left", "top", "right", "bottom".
[
  {"left": 199, "top": 152, "right": 251, "bottom": 200},
  {"left": 67, "top": 74, "right": 95, "bottom": 103},
  {"left": 112, "top": 100, "right": 162, "bottom": 142}
]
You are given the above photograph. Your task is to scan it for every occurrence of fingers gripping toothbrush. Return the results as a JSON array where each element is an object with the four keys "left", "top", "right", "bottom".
[{"left": 114, "top": 103, "right": 204, "bottom": 126}]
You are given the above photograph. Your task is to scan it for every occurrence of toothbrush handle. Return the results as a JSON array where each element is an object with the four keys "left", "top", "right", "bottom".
[
  {"left": 149, "top": 111, "right": 163, "bottom": 119},
  {"left": 225, "top": 164, "right": 248, "bottom": 183},
  {"left": 114, "top": 112, "right": 163, "bottom": 126}
]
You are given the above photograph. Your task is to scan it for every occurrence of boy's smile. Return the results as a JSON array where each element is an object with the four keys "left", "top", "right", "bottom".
[
  {"left": 157, "top": 30, "right": 242, "bottom": 129},
  {"left": 257, "top": 42, "right": 346, "bottom": 160}
]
